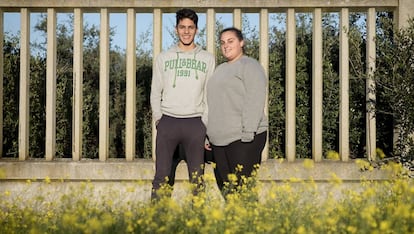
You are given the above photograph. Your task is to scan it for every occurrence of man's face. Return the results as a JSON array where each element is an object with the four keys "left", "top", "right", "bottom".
[{"left": 176, "top": 18, "right": 197, "bottom": 49}]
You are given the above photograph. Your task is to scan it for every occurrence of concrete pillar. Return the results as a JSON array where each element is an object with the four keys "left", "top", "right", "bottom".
[
  {"left": 19, "top": 8, "right": 30, "bottom": 161},
  {"left": 45, "top": 8, "right": 57, "bottom": 161},
  {"left": 99, "top": 8, "right": 110, "bottom": 161},
  {"left": 206, "top": 8, "right": 215, "bottom": 55},
  {"left": 73, "top": 8, "right": 83, "bottom": 161},
  {"left": 366, "top": 8, "right": 376, "bottom": 161},
  {"left": 312, "top": 8, "right": 323, "bottom": 162},
  {"left": 152, "top": 8, "right": 162, "bottom": 161},
  {"left": 260, "top": 8, "right": 269, "bottom": 161},
  {"left": 397, "top": 0, "right": 414, "bottom": 28},
  {"left": 126, "top": 8, "right": 136, "bottom": 161},
  {"left": 339, "top": 8, "right": 350, "bottom": 161},
  {"left": 233, "top": 8, "right": 242, "bottom": 29},
  {"left": 286, "top": 8, "right": 296, "bottom": 162}
]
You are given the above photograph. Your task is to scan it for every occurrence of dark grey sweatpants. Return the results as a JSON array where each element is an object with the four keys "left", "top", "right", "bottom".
[{"left": 151, "top": 115, "right": 206, "bottom": 199}]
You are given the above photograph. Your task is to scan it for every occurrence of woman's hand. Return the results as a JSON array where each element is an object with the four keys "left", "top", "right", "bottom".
[{"left": 204, "top": 143, "right": 212, "bottom": 151}]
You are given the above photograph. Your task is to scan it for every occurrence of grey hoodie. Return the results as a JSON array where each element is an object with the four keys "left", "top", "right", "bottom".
[{"left": 150, "top": 45, "right": 215, "bottom": 124}]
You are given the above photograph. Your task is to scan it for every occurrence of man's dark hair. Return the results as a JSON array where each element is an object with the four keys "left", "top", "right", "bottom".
[{"left": 176, "top": 8, "right": 198, "bottom": 28}]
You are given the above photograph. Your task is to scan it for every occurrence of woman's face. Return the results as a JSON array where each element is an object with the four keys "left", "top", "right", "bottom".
[{"left": 220, "top": 31, "right": 244, "bottom": 62}]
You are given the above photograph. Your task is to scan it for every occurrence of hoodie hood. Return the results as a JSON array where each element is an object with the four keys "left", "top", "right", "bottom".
[{"left": 169, "top": 44, "right": 203, "bottom": 54}]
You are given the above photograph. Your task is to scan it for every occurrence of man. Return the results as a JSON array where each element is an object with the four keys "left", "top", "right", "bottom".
[{"left": 150, "top": 8, "right": 215, "bottom": 200}]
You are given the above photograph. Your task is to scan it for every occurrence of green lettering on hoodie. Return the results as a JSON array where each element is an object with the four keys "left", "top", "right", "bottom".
[{"left": 164, "top": 58, "right": 206, "bottom": 73}]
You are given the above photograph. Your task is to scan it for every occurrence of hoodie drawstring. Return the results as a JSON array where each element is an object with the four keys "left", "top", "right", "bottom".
[
  {"left": 173, "top": 52, "right": 179, "bottom": 88},
  {"left": 172, "top": 48, "right": 200, "bottom": 88},
  {"left": 194, "top": 52, "right": 199, "bottom": 80}
]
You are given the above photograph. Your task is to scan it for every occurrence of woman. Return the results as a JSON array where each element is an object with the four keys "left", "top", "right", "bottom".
[{"left": 206, "top": 27, "right": 268, "bottom": 196}]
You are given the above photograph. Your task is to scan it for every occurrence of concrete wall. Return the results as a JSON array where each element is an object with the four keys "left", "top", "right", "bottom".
[{"left": 0, "top": 159, "right": 393, "bottom": 203}]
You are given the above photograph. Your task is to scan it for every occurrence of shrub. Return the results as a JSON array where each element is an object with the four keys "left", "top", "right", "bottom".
[{"left": 0, "top": 163, "right": 413, "bottom": 233}]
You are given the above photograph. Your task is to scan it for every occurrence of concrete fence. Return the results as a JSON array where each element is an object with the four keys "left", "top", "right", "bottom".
[
  {"left": 0, "top": 0, "right": 413, "bottom": 200},
  {"left": 0, "top": 0, "right": 413, "bottom": 163}
]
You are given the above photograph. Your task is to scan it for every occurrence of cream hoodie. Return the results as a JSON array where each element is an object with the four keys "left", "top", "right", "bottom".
[{"left": 150, "top": 45, "right": 215, "bottom": 125}]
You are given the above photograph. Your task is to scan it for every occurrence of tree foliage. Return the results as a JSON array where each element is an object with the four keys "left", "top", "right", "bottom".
[
  {"left": 347, "top": 14, "right": 367, "bottom": 158},
  {"left": 268, "top": 14, "right": 286, "bottom": 158},
  {"left": 2, "top": 14, "right": 153, "bottom": 159},
  {"left": 375, "top": 15, "right": 414, "bottom": 160},
  {"left": 2, "top": 33, "right": 20, "bottom": 157}
]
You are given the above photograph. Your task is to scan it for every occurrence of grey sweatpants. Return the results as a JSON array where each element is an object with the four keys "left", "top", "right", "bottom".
[{"left": 151, "top": 115, "right": 206, "bottom": 199}]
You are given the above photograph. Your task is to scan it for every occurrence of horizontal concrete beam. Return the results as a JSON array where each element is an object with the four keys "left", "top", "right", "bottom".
[
  {"left": 0, "top": 159, "right": 392, "bottom": 182},
  {"left": 0, "top": 0, "right": 398, "bottom": 12}
]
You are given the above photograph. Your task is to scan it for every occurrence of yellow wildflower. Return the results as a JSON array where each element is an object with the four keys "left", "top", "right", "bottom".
[
  {"left": 192, "top": 195, "right": 205, "bottom": 209},
  {"left": 0, "top": 169, "right": 5, "bottom": 179},
  {"left": 224, "top": 229, "right": 232, "bottom": 234},
  {"left": 227, "top": 174, "right": 237, "bottom": 183},
  {"left": 289, "top": 177, "right": 302, "bottom": 183},
  {"left": 303, "top": 159, "right": 314, "bottom": 169},
  {"left": 297, "top": 225, "right": 306, "bottom": 234},
  {"left": 124, "top": 211, "right": 133, "bottom": 218},
  {"left": 44, "top": 176, "right": 51, "bottom": 184},
  {"left": 235, "top": 164, "right": 243, "bottom": 172},
  {"left": 85, "top": 217, "right": 102, "bottom": 234},
  {"left": 211, "top": 162, "right": 217, "bottom": 169},
  {"left": 186, "top": 220, "right": 194, "bottom": 227},
  {"left": 330, "top": 173, "right": 343, "bottom": 185},
  {"left": 326, "top": 150, "right": 339, "bottom": 160},
  {"left": 376, "top": 148, "right": 386, "bottom": 159},
  {"left": 127, "top": 224, "right": 134, "bottom": 233},
  {"left": 211, "top": 209, "right": 223, "bottom": 220},
  {"left": 203, "top": 173, "right": 215, "bottom": 182},
  {"left": 101, "top": 213, "right": 113, "bottom": 227},
  {"left": 379, "top": 221, "right": 390, "bottom": 231},
  {"left": 62, "top": 213, "right": 77, "bottom": 227},
  {"left": 126, "top": 186, "right": 135, "bottom": 193},
  {"left": 356, "top": 159, "right": 373, "bottom": 171},
  {"left": 346, "top": 226, "right": 357, "bottom": 234}
]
